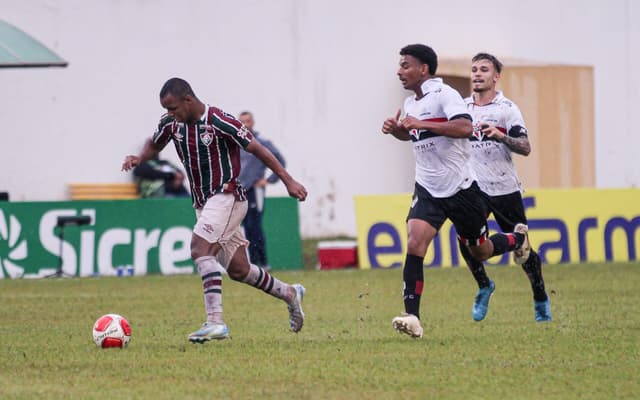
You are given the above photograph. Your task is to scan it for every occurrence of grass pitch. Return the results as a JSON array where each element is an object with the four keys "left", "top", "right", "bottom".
[{"left": 1, "top": 263, "right": 638, "bottom": 399}]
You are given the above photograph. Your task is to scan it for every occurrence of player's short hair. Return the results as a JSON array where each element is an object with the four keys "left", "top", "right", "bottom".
[
  {"left": 238, "top": 111, "right": 253, "bottom": 118},
  {"left": 472, "top": 53, "right": 503, "bottom": 74},
  {"left": 400, "top": 44, "right": 438, "bottom": 75},
  {"left": 159, "top": 78, "right": 196, "bottom": 99}
]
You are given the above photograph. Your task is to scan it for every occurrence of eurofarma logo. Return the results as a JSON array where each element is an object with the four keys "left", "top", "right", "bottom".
[{"left": 0, "top": 209, "right": 27, "bottom": 278}]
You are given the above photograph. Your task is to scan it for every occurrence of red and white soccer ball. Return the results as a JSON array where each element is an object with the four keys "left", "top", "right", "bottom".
[{"left": 92, "top": 314, "right": 132, "bottom": 348}]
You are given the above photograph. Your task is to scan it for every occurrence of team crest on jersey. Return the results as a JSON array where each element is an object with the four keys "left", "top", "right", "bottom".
[
  {"left": 199, "top": 126, "right": 214, "bottom": 146},
  {"left": 472, "top": 123, "right": 485, "bottom": 141}
]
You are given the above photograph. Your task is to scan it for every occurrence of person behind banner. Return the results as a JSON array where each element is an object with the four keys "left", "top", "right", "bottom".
[
  {"left": 238, "top": 111, "right": 286, "bottom": 271},
  {"left": 121, "top": 78, "right": 308, "bottom": 343},
  {"left": 381, "top": 44, "right": 532, "bottom": 338},
  {"left": 132, "top": 155, "right": 190, "bottom": 198}
]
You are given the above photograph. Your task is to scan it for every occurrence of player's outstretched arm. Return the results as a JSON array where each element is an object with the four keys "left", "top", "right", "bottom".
[
  {"left": 121, "top": 139, "right": 162, "bottom": 172},
  {"left": 245, "top": 140, "right": 308, "bottom": 201}
]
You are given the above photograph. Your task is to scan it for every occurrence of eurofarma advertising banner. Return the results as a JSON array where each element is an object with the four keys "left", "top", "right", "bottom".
[
  {"left": 355, "top": 189, "right": 640, "bottom": 269},
  {"left": 0, "top": 198, "right": 301, "bottom": 279}
]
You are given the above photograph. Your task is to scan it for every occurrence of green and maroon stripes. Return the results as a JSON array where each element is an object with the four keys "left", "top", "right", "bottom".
[
  {"left": 150, "top": 106, "right": 253, "bottom": 208},
  {"left": 254, "top": 266, "right": 275, "bottom": 293},
  {"left": 202, "top": 270, "right": 222, "bottom": 295}
]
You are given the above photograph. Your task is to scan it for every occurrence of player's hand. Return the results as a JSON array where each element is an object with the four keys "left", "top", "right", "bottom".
[
  {"left": 481, "top": 124, "right": 505, "bottom": 141},
  {"left": 382, "top": 109, "right": 402, "bottom": 134},
  {"left": 121, "top": 155, "right": 141, "bottom": 172},
  {"left": 399, "top": 116, "right": 422, "bottom": 131},
  {"left": 286, "top": 180, "right": 308, "bottom": 201}
]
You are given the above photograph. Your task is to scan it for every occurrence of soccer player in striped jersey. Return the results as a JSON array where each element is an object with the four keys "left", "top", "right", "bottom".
[
  {"left": 381, "top": 44, "right": 533, "bottom": 338},
  {"left": 122, "top": 78, "right": 308, "bottom": 342},
  {"left": 461, "top": 53, "right": 551, "bottom": 322}
]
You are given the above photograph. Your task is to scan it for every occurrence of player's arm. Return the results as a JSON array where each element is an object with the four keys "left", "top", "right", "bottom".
[
  {"left": 245, "top": 140, "right": 308, "bottom": 201},
  {"left": 500, "top": 103, "right": 532, "bottom": 156},
  {"left": 121, "top": 139, "right": 162, "bottom": 172},
  {"left": 482, "top": 124, "right": 531, "bottom": 156},
  {"left": 382, "top": 109, "right": 412, "bottom": 141},
  {"left": 399, "top": 115, "right": 473, "bottom": 138},
  {"left": 500, "top": 132, "right": 531, "bottom": 156}
]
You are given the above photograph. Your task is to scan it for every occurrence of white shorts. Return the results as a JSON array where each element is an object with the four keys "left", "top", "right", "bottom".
[{"left": 194, "top": 194, "right": 249, "bottom": 268}]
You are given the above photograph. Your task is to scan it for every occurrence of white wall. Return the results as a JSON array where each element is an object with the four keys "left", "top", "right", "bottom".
[{"left": 1, "top": 0, "right": 638, "bottom": 237}]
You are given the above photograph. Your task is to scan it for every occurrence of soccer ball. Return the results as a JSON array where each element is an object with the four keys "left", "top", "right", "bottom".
[{"left": 92, "top": 314, "right": 132, "bottom": 348}]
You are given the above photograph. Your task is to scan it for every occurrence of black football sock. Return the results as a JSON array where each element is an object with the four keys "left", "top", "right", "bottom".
[
  {"left": 459, "top": 240, "right": 490, "bottom": 288},
  {"left": 403, "top": 254, "right": 424, "bottom": 320},
  {"left": 490, "top": 232, "right": 525, "bottom": 256},
  {"left": 521, "top": 250, "right": 548, "bottom": 302}
]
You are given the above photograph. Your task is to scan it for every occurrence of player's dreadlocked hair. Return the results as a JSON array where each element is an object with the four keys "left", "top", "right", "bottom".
[
  {"left": 160, "top": 78, "right": 196, "bottom": 99},
  {"left": 472, "top": 53, "right": 503, "bottom": 73},
  {"left": 400, "top": 44, "right": 438, "bottom": 75}
]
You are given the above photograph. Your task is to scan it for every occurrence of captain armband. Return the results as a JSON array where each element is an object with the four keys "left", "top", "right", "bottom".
[{"left": 508, "top": 125, "right": 528, "bottom": 138}]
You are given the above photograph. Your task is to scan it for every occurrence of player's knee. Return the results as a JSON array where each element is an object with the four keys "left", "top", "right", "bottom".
[
  {"left": 227, "top": 263, "right": 249, "bottom": 281},
  {"left": 406, "top": 237, "right": 426, "bottom": 255},
  {"left": 468, "top": 245, "right": 491, "bottom": 262},
  {"left": 227, "top": 268, "right": 244, "bottom": 281},
  {"left": 190, "top": 237, "right": 218, "bottom": 260},
  {"left": 191, "top": 246, "right": 205, "bottom": 260}
]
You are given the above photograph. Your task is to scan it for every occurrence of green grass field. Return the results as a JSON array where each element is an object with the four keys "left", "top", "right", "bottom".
[{"left": 1, "top": 263, "right": 638, "bottom": 399}]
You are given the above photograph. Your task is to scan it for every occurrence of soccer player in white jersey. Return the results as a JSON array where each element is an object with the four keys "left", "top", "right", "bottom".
[
  {"left": 381, "top": 44, "right": 532, "bottom": 338},
  {"left": 122, "top": 78, "right": 307, "bottom": 342},
  {"left": 460, "top": 53, "right": 551, "bottom": 322}
]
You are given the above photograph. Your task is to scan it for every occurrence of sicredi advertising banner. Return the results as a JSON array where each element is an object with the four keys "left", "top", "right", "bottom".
[
  {"left": 0, "top": 198, "right": 301, "bottom": 279},
  {"left": 355, "top": 189, "right": 640, "bottom": 269}
]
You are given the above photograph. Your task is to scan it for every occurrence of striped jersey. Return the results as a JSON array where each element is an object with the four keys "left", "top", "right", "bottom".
[
  {"left": 403, "top": 78, "right": 475, "bottom": 198},
  {"left": 464, "top": 91, "right": 527, "bottom": 196},
  {"left": 152, "top": 105, "right": 254, "bottom": 208}
]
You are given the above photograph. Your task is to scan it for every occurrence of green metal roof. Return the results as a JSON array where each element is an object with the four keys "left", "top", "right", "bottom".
[{"left": 0, "top": 20, "right": 67, "bottom": 68}]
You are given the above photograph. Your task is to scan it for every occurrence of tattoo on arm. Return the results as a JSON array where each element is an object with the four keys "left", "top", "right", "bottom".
[{"left": 500, "top": 135, "right": 531, "bottom": 156}]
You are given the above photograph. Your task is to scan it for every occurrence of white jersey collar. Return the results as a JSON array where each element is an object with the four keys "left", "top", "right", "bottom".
[
  {"left": 467, "top": 90, "right": 504, "bottom": 105},
  {"left": 419, "top": 77, "right": 443, "bottom": 95}
]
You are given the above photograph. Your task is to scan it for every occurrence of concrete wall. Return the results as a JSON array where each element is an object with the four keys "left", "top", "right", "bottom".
[{"left": 1, "top": 0, "right": 638, "bottom": 237}]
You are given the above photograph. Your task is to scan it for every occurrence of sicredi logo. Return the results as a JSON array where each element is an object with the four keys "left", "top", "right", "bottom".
[
  {"left": 0, "top": 210, "right": 27, "bottom": 278},
  {"left": 38, "top": 209, "right": 193, "bottom": 277}
]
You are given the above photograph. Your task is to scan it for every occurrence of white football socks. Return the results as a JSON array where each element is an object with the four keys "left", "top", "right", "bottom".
[
  {"left": 195, "top": 256, "right": 225, "bottom": 324},
  {"left": 242, "top": 263, "right": 292, "bottom": 302}
]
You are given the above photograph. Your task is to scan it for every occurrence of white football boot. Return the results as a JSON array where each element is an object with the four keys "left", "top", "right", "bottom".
[
  {"left": 288, "top": 284, "right": 306, "bottom": 333},
  {"left": 188, "top": 322, "right": 230, "bottom": 343},
  {"left": 392, "top": 313, "right": 423, "bottom": 338},
  {"left": 513, "top": 223, "right": 531, "bottom": 265}
]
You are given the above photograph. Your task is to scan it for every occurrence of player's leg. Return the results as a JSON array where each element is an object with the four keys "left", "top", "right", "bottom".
[
  {"left": 465, "top": 204, "right": 527, "bottom": 263},
  {"left": 458, "top": 239, "right": 492, "bottom": 289},
  {"left": 392, "top": 184, "right": 444, "bottom": 338},
  {"left": 224, "top": 237, "right": 305, "bottom": 333},
  {"left": 187, "top": 194, "right": 242, "bottom": 343},
  {"left": 189, "top": 234, "right": 229, "bottom": 342},
  {"left": 492, "top": 193, "right": 551, "bottom": 321},
  {"left": 443, "top": 185, "right": 498, "bottom": 321},
  {"left": 458, "top": 240, "right": 495, "bottom": 321}
]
